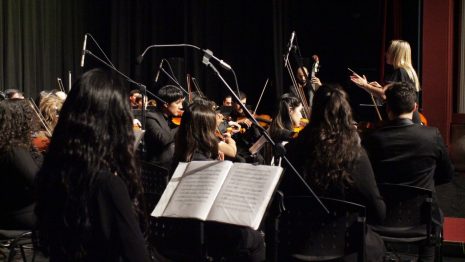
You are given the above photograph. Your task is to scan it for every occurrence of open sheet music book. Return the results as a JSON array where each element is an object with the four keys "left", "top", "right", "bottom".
[{"left": 152, "top": 160, "right": 283, "bottom": 230}]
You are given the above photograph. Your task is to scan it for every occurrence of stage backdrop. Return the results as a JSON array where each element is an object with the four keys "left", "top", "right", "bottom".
[{"left": 1, "top": 0, "right": 420, "bottom": 117}]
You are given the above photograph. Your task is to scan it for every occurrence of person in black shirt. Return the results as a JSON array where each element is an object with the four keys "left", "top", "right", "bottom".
[
  {"left": 284, "top": 84, "right": 386, "bottom": 261},
  {"left": 0, "top": 100, "right": 39, "bottom": 229},
  {"left": 350, "top": 40, "right": 423, "bottom": 124},
  {"left": 363, "top": 82, "right": 454, "bottom": 262},
  {"left": 144, "top": 85, "right": 184, "bottom": 169},
  {"left": 36, "top": 69, "right": 150, "bottom": 262}
]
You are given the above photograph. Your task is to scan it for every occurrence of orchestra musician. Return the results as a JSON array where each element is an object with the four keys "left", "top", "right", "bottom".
[
  {"left": 172, "top": 101, "right": 265, "bottom": 261},
  {"left": 269, "top": 93, "right": 303, "bottom": 143},
  {"left": 262, "top": 93, "right": 303, "bottom": 165},
  {"left": 0, "top": 100, "right": 40, "bottom": 230},
  {"left": 362, "top": 82, "right": 454, "bottom": 261},
  {"left": 39, "top": 92, "right": 65, "bottom": 133},
  {"left": 350, "top": 39, "right": 423, "bottom": 124},
  {"left": 283, "top": 84, "right": 386, "bottom": 261},
  {"left": 291, "top": 66, "right": 322, "bottom": 108},
  {"left": 228, "top": 91, "right": 264, "bottom": 163},
  {"left": 144, "top": 85, "right": 184, "bottom": 170},
  {"left": 35, "top": 69, "right": 150, "bottom": 261}
]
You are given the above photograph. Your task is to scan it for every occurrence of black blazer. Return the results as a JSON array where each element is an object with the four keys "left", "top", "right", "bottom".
[
  {"left": 363, "top": 118, "right": 454, "bottom": 223},
  {"left": 144, "top": 110, "right": 178, "bottom": 169}
]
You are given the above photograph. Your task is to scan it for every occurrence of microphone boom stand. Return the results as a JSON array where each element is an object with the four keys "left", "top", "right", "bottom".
[{"left": 203, "top": 57, "right": 329, "bottom": 214}]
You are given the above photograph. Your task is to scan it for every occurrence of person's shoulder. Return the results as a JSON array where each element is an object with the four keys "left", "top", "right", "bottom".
[{"left": 95, "top": 171, "right": 127, "bottom": 195}]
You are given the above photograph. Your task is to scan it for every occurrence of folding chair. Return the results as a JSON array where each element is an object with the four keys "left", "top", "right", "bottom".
[
  {"left": 371, "top": 183, "right": 439, "bottom": 261},
  {"left": 276, "top": 196, "right": 366, "bottom": 261},
  {"left": 0, "top": 230, "right": 34, "bottom": 262}
]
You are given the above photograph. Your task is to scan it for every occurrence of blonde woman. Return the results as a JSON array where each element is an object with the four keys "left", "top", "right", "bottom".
[{"left": 350, "top": 40, "right": 422, "bottom": 123}]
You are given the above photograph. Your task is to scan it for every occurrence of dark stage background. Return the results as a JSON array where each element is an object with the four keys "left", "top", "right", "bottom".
[{"left": 0, "top": 0, "right": 422, "bottom": 119}]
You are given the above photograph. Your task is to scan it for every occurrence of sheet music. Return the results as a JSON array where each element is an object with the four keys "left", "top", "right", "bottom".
[
  {"left": 158, "top": 161, "right": 233, "bottom": 220},
  {"left": 208, "top": 163, "right": 282, "bottom": 229}
]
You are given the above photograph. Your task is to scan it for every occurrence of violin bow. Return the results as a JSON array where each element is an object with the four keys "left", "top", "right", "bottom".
[
  {"left": 28, "top": 98, "right": 53, "bottom": 137},
  {"left": 253, "top": 78, "right": 269, "bottom": 114},
  {"left": 57, "top": 78, "right": 65, "bottom": 93},
  {"left": 186, "top": 73, "right": 193, "bottom": 103}
]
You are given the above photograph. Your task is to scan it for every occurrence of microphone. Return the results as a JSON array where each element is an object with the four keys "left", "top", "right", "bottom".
[
  {"left": 80, "top": 34, "right": 87, "bottom": 67},
  {"left": 154, "top": 59, "right": 165, "bottom": 83}
]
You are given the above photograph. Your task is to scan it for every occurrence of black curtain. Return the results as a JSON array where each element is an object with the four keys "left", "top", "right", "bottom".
[
  {"left": 0, "top": 0, "right": 85, "bottom": 98},
  {"left": 2, "top": 0, "right": 420, "bottom": 116}
]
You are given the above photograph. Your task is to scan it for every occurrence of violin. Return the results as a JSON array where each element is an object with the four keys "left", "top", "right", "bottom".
[
  {"left": 32, "top": 131, "right": 51, "bottom": 153},
  {"left": 236, "top": 113, "right": 273, "bottom": 129},
  {"left": 171, "top": 110, "right": 184, "bottom": 126},
  {"left": 419, "top": 112, "right": 428, "bottom": 126},
  {"left": 291, "top": 118, "right": 309, "bottom": 138}
]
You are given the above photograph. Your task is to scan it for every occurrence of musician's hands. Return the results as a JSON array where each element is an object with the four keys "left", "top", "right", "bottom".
[
  {"left": 311, "top": 77, "right": 322, "bottom": 89},
  {"left": 369, "top": 81, "right": 383, "bottom": 89},
  {"left": 222, "top": 132, "right": 236, "bottom": 145},
  {"left": 237, "top": 118, "right": 252, "bottom": 128},
  {"left": 350, "top": 73, "right": 368, "bottom": 89},
  {"left": 218, "top": 151, "right": 225, "bottom": 161},
  {"left": 228, "top": 121, "right": 242, "bottom": 133}
]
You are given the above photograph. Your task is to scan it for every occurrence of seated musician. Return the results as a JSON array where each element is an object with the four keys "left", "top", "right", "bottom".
[
  {"left": 362, "top": 82, "right": 454, "bottom": 261},
  {"left": 284, "top": 84, "right": 386, "bottom": 261},
  {"left": 190, "top": 96, "right": 237, "bottom": 160},
  {"left": 4, "top": 88, "right": 25, "bottom": 100},
  {"left": 144, "top": 85, "right": 184, "bottom": 170},
  {"left": 290, "top": 66, "right": 322, "bottom": 108},
  {"left": 263, "top": 93, "right": 303, "bottom": 165},
  {"left": 0, "top": 100, "right": 40, "bottom": 230},
  {"left": 35, "top": 69, "right": 149, "bottom": 261},
  {"left": 228, "top": 91, "right": 264, "bottom": 163},
  {"left": 269, "top": 93, "right": 303, "bottom": 143},
  {"left": 171, "top": 101, "right": 265, "bottom": 261},
  {"left": 222, "top": 94, "right": 233, "bottom": 107},
  {"left": 39, "top": 91, "right": 65, "bottom": 133}
]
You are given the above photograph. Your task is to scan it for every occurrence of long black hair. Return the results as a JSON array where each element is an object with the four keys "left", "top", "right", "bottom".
[
  {"left": 36, "top": 69, "right": 143, "bottom": 260},
  {"left": 301, "top": 84, "right": 360, "bottom": 192},
  {"left": 269, "top": 93, "right": 301, "bottom": 140},
  {"left": 174, "top": 102, "right": 219, "bottom": 162}
]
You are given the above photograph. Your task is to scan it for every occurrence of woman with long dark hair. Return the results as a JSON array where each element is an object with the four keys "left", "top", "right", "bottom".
[
  {"left": 174, "top": 102, "right": 221, "bottom": 162},
  {"left": 284, "top": 84, "right": 386, "bottom": 261},
  {"left": 269, "top": 93, "right": 303, "bottom": 143},
  {"left": 0, "top": 99, "right": 40, "bottom": 229},
  {"left": 36, "top": 69, "right": 149, "bottom": 261}
]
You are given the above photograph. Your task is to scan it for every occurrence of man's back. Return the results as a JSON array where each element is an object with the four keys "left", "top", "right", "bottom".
[{"left": 363, "top": 118, "right": 454, "bottom": 192}]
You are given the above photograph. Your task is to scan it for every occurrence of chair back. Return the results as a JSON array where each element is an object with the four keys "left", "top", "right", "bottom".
[
  {"left": 140, "top": 161, "right": 169, "bottom": 212},
  {"left": 373, "top": 183, "right": 433, "bottom": 242},
  {"left": 277, "top": 196, "right": 366, "bottom": 261}
]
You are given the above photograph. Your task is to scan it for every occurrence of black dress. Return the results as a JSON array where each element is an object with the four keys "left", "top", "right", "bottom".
[
  {"left": 0, "top": 147, "right": 38, "bottom": 229},
  {"left": 46, "top": 171, "right": 150, "bottom": 262}
]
